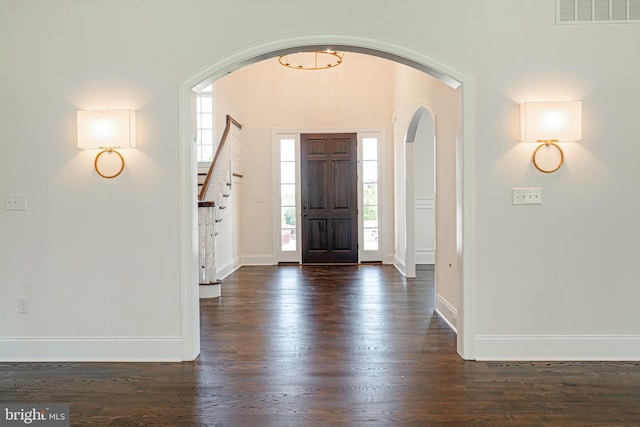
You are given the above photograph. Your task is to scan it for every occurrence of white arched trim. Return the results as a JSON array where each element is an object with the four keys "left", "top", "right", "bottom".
[
  {"left": 178, "top": 34, "right": 476, "bottom": 360},
  {"left": 405, "top": 105, "right": 436, "bottom": 144}
]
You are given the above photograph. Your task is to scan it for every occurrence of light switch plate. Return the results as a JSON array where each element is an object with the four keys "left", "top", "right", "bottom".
[
  {"left": 5, "top": 194, "right": 27, "bottom": 211},
  {"left": 512, "top": 188, "right": 542, "bottom": 205}
]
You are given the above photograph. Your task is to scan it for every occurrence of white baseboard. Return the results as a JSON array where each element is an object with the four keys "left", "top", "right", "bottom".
[
  {"left": 393, "top": 255, "right": 407, "bottom": 276},
  {"left": 0, "top": 337, "right": 183, "bottom": 362},
  {"left": 383, "top": 253, "right": 396, "bottom": 265},
  {"left": 216, "top": 259, "right": 239, "bottom": 280},
  {"left": 240, "top": 255, "right": 276, "bottom": 265},
  {"left": 435, "top": 294, "right": 457, "bottom": 333},
  {"left": 416, "top": 249, "right": 435, "bottom": 264},
  {"left": 475, "top": 335, "right": 640, "bottom": 361},
  {"left": 199, "top": 283, "right": 221, "bottom": 298}
]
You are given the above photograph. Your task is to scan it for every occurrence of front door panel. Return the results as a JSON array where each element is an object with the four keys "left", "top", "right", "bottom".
[{"left": 301, "top": 133, "right": 358, "bottom": 263}]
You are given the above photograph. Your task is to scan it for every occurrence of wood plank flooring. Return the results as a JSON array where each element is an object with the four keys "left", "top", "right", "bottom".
[{"left": 2, "top": 265, "right": 640, "bottom": 425}]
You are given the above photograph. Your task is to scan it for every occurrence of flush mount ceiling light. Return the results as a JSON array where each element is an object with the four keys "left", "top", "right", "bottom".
[
  {"left": 278, "top": 50, "right": 344, "bottom": 70},
  {"left": 520, "top": 101, "right": 582, "bottom": 173}
]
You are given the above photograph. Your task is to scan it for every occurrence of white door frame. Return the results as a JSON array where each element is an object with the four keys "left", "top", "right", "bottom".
[
  {"left": 178, "top": 34, "right": 476, "bottom": 360},
  {"left": 271, "top": 129, "right": 387, "bottom": 265}
]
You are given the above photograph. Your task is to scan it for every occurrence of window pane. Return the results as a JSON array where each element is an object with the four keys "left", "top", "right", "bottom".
[
  {"left": 199, "top": 114, "right": 213, "bottom": 129},
  {"left": 199, "top": 130, "right": 213, "bottom": 146},
  {"left": 281, "top": 228, "right": 296, "bottom": 251},
  {"left": 279, "top": 137, "right": 298, "bottom": 255},
  {"left": 363, "top": 138, "right": 377, "bottom": 161},
  {"left": 363, "top": 161, "right": 377, "bottom": 183},
  {"left": 281, "top": 162, "right": 296, "bottom": 184},
  {"left": 198, "top": 95, "right": 213, "bottom": 113},
  {"left": 363, "top": 206, "right": 378, "bottom": 222},
  {"left": 361, "top": 136, "right": 378, "bottom": 254},
  {"left": 364, "top": 228, "right": 378, "bottom": 251},
  {"left": 199, "top": 145, "right": 213, "bottom": 162},
  {"left": 281, "top": 139, "right": 296, "bottom": 161},
  {"left": 364, "top": 219, "right": 378, "bottom": 230},
  {"left": 281, "top": 184, "right": 296, "bottom": 206},
  {"left": 363, "top": 183, "right": 377, "bottom": 205},
  {"left": 281, "top": 207, "right": 296, "bottom": 228},
  {"left": 196, "top": 93, "right": 214, "bottom": 163}
]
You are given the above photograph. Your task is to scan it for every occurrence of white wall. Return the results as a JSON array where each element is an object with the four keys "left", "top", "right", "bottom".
[
  {"left": 414, "top": 114, "right": 436, "bottom": 265},
  {"left": 415, "top": 197, "right": 436, "bottom": 264},
  {"left": 2, "top": 0, "right": 640, "bottom": 361},
  {"left": 393, "top": 64, "right": 462, "bottom": 329},
  {"left": 414, "top": 116, "right": 436, "bottom": 200}
]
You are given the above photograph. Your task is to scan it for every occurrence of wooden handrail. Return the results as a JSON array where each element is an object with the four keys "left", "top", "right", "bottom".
[{"left": 198, "top": 115, "right": 242, "bottom": 202}]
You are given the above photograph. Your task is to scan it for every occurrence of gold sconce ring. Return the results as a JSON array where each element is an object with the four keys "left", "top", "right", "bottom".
[
  {"left": 94, "top": 148, "right": 125, "bottom": 179},
  {"left": 532, "top": 140, "right": 564, "bottom": 174}
]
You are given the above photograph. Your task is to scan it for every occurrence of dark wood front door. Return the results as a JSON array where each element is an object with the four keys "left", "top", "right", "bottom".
[{"left": 301, "top": 133, "right": 358, "bottom": 263}]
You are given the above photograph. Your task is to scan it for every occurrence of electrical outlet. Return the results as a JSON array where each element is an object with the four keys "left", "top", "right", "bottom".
[
  {"left": 512, "top": 188, "right": 542, "bottom": 205},
  {"left": 18, "top": 297, "right": 29, "bottom": 314}
]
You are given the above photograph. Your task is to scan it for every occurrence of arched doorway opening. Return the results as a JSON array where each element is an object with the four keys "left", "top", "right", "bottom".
[
  {"left": 404, "top": 106, "right": 436, "bottom": 279},
  {"left": 177, "top": 35, "right": 476, "bottom": 360}
]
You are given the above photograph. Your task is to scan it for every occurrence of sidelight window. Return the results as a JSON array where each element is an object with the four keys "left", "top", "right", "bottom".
[
  {"left": 273, "top": 130, "right": 384, "bottom": 263},
  {"left": 196, "top": 85, "right": 214, "bottom": 163},
  {"left": 362, "top": 137, "right": 379, "bottom": 251},
  {"left": 280, "top": 139, "right": 297, "bottom": 251}
]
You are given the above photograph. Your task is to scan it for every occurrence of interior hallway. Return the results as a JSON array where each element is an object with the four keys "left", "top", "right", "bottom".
[{"left": 2, "top": 265, "right": 640, "bottom": 425}]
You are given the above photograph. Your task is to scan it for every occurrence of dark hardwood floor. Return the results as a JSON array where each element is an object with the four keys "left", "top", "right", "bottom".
[{"left": 2, "top": 265, "right": 640, "bottom": 425}]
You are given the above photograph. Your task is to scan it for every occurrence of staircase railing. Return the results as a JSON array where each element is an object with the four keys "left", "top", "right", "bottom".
[
  {"left": 198, "top": 114, "right": 242, "bottom": 202},
  {"left": 197, "top": 114, "right": 241, "bottom": 292}
]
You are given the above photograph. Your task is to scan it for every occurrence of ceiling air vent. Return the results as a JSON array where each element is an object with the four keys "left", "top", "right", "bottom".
[{"left": 557, "top": 0, "right": 640, "bottom": 23}]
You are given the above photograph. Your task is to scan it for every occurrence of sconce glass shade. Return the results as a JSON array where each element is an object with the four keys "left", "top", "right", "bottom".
[
  {"left": 520, "top": 101, "right": 582, "bottom": 173},
  {"left": 77, "top": 110, "right": 136, "bottom": 178},
  {"left": 520, "top": 102, "right": 582, "bottom": 142},
  {"left": 77, "top": 110, "right": 136, "bottom": 149}
]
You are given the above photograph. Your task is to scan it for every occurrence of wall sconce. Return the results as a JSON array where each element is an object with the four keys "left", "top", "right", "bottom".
[
  {"left": 520, "top": 102, "right": 582, "bottom": 173},
  {"left": 77, "top": 110, "right": 136, "bottom": 178}
]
